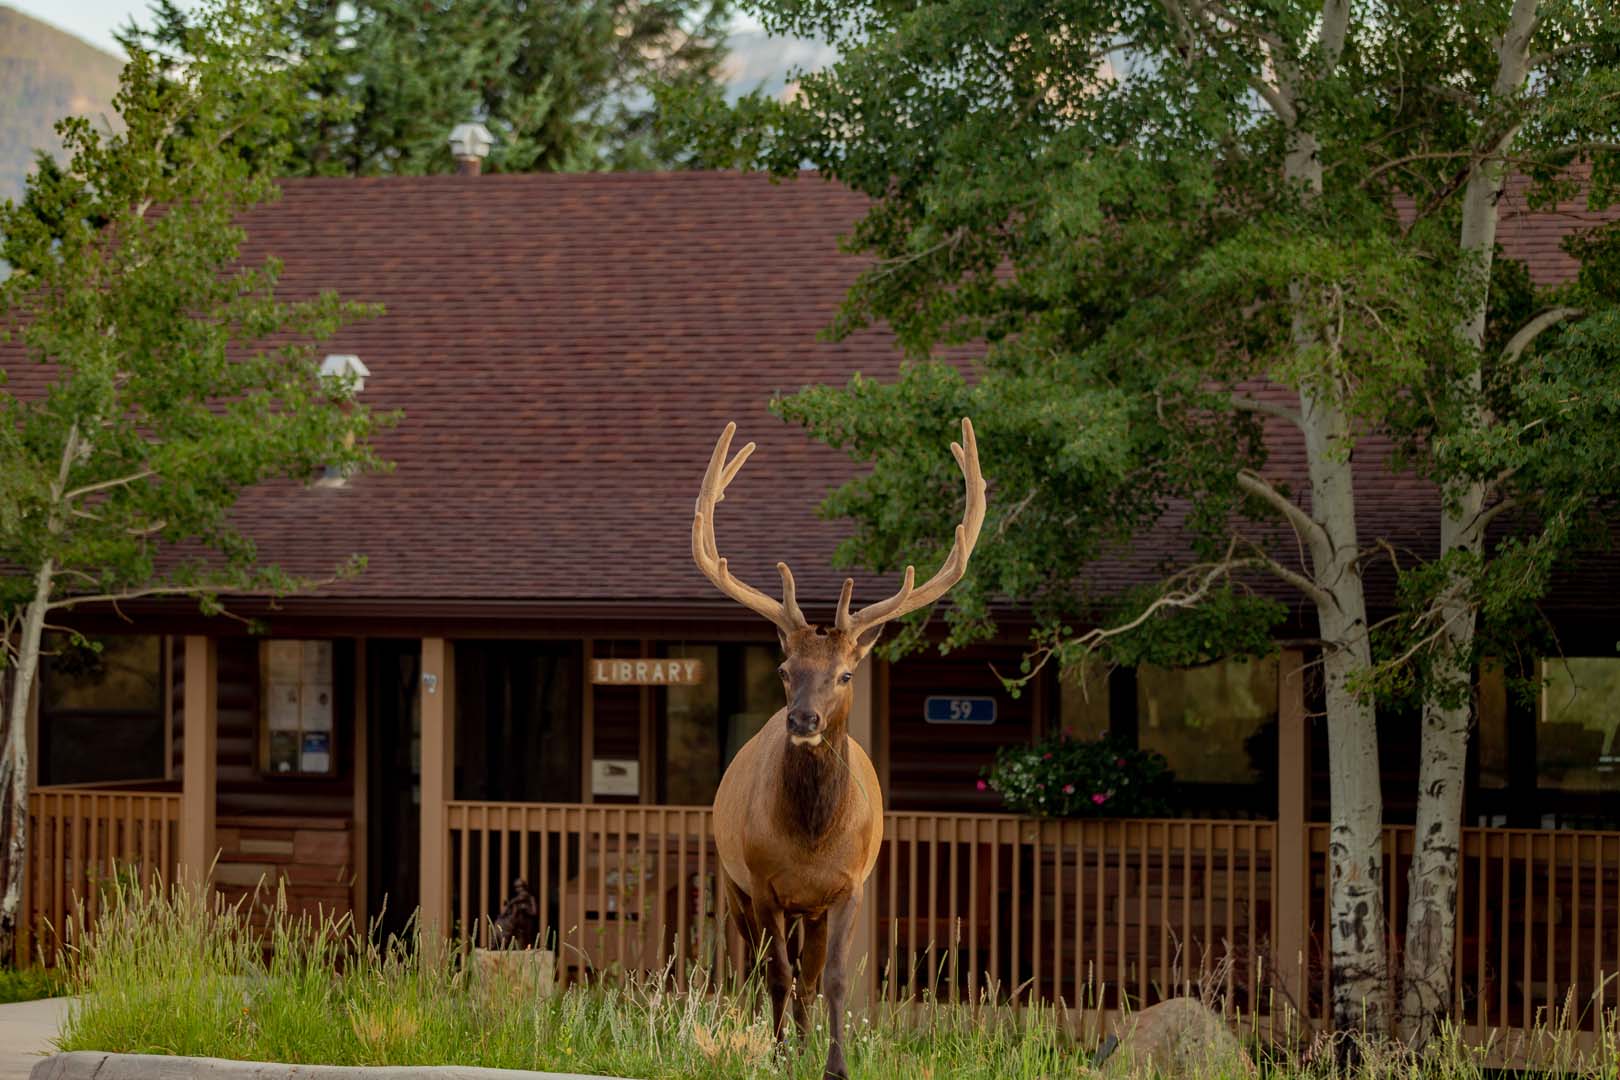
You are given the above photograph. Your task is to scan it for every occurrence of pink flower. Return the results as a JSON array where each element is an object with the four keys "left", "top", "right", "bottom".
[
  {"left": 1091, "top": 792, "right": 1108, "bottom": 805},
  {"left": 1115, "top": 757, "right": 1127, "bottom": 767},
  {"left": 976, "top": 780, "right": 988, "bottom": 792},
  {"left": 1043, "top": 752, "right": 1053, "bottom": 760},
  {"left": 1062, "top": 784, "right": 1075, "bottom": 795}
]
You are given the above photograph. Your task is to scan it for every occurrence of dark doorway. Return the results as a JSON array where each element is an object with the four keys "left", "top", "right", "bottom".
[
  {"left": 454, "top": 640, "right": 582, "bottom": 803},
  {"left": 366, "top": 639, "right": 421, "bottom": 942}
]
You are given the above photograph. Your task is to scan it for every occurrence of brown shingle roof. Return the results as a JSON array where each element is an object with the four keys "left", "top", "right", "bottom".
[{"left": 4, "top": 170, "right": 1615, "bottom": 617}]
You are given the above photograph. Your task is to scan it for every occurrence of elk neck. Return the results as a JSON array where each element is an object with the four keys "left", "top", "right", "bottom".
[{"left": 774, "top": 700, "right": 851, "bottom": 846}]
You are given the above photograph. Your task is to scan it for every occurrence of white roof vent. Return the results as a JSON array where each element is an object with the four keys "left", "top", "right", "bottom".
[
  {"left": 320, "top": 353, "right": 370, "bottom": 394},
  {"left": 449, "top": 122, "right": 495, "bottom": 173}
]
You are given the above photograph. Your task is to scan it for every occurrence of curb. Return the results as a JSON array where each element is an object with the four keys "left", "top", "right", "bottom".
[{"left": 31, "top": 1053, "right": 631, "bottom": 1080}]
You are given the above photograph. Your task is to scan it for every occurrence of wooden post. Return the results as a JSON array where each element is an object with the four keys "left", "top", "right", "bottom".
[
  {"left": 581, "top": 641, "right": 595, "bottom": 805},
  {"left": 418, "top": 638, "right": 455, "bottom": 940},
  {"left": 848, "top": 660, "right": 880, "bottom": 1009},
  {"left": 179, "top": 635, "right": 218, "bottom": 888},
  {"left": 352, "top": 638, "right": 368, "bottom": 933},
  {"left": 1275, "top": 647, "right": 1309, "bottom": 1023}
]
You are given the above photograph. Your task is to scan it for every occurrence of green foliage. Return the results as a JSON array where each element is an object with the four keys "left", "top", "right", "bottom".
[
  {"left": 982, "top": 732, "right": 1171, "bottom": 818},
  {"left": 60, "top": 878, "right": 1610, "bottom": 1077},
  {"left": 121, "top": 0, "right": 733, "bottom": 174},
  {"left": 59, "top": 882, "right": 1092, "bottom": 1079},
  {"left": 684, "top": 0, "right": 1620, "bottom": 704},
  {"left": 0, "top": 0, "right": 388, "bottom": 629},
  {"left": 0, "top": 965, "right": 65, "bottom": 1004}
]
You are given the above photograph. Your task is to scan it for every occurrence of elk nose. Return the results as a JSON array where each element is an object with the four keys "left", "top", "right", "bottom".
[{"left": 787, "top": 709, "right": 822, "bottom": 736}]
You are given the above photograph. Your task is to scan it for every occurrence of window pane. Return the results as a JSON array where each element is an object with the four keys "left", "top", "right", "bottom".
[
  {"left": 1058, "top": 662, "right": 1110, "bottom": 741},
  {"left": 1138, "top": 657, "right": 1277, "bottom": 784},
  {"left": 39, "top": 635, "right": 165, "bottom": 785},
  {"left": 1538, "top": 657, "right": 1620, "bottom": 792},
  {"left": 41, "top": 635, "right": 161, "bottom": 713},
  {"left": 1476, "top": 660, "right": 1509, "bottom": 790},
  {"left": 663, "top": 644, "right": 778, "bottom": 805}
]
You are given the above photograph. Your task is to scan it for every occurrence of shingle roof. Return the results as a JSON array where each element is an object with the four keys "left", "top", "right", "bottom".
[
  {"left": 3, "top": 170, "right": 1615, "bottom": 617},
  {"left": 228, "top": 172, "right": 901, "bottom": 609}
]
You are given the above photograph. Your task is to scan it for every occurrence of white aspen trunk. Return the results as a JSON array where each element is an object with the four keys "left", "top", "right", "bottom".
[
  {"left": 1272, "top": 0, "right": 1390, "bottom": 1033},
  {"left": 1400, "top": 0, "right": 1539, "bottom": 1047},
  {"left": 1300, "top": 389, "right": 1392, "bottom": 1036},
  {"left": 0, "top": 569, "right": 51, "bottom": 950}
]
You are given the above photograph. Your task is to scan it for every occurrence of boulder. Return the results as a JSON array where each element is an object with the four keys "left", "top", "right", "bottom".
[{"left": 1099, "top": 997, "right": 1257, "bottom": 1078}]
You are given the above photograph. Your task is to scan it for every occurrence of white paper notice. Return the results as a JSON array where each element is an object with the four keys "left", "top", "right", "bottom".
[
  {"left": 301, "top": 641, "right": 334, "bottom": 685},
  {"left": 267, "top": 683, "right": 301, "bottom": 731},
  {"left": 267, "top": 641, "right": 303, "bottom": 683},
  {"left": 300, "top": 731, "right": 331, "bottom": 774},
  {"left": 301, "top": 685, "right": 334, "bottom": 732}
]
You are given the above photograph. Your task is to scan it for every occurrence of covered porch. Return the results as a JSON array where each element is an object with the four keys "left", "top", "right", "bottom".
[{"left": 21, "top": 632, "right": 1620, "bottom": 1054}]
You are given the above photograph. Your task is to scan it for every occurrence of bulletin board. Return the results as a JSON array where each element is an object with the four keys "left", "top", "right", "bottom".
[{"left": 258, "top": 639, "right": 337, "bottom": 777}]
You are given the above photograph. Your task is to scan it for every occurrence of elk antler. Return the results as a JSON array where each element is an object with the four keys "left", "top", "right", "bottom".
[
  {"left": 836, "top": 417, "right": 986, "bottom": 640},
  {"left": 693, "top": 423, "right": 811, "bottom": 635}
]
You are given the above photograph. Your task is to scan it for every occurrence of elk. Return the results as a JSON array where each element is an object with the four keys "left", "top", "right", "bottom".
[{"left": 695, "top": 417, "right": 985, "bottom": 1080}]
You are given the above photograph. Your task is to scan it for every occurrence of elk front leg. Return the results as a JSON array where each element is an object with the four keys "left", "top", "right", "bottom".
[
  {"left": 755, "top": 901, "right": 794, "bottom": 1041},
  {"left": 794, "top": 912, "right": 829, "bottom": 1038},
  {"left": 820, "top": 890, "right": 860, "bottom": 1080}
]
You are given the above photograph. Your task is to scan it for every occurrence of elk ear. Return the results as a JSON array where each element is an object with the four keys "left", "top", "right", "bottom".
[{"left": 853, "top": 622, "right": 885, "bottom": 663}]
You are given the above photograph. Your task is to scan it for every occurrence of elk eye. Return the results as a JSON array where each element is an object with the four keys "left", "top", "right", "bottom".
[
  {"left": 838, "top": 672, "right": 853, "bottom": 684},
  {"left": 778, "top": 667, "right": 788, "bottom": 680}
]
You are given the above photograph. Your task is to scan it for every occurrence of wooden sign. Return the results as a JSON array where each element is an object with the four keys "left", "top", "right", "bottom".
[{"left": 590, "top": 658, "right": 705, "bottom": 686}]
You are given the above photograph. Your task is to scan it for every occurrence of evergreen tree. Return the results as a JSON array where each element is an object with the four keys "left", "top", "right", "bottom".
[{"left": 122, "top": 0, "right": 731, "bottom": 173}]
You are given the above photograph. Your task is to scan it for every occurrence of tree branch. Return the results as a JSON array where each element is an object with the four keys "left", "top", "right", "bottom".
[
  {"left": 1501, "top": 306, "right": 1584, "bottom": 366},
  {"left": 1236, "top": 468, "right": 1328, "bottom": 551},
  {"left": 1232, "top": 394, "right": 1304, "bottom": 429},
  {"left": 63, "top": 469, "right": 155, "bottom": 504},
  {"left": 1234, "top": 538, "right": 1335, "bottom": 609}
]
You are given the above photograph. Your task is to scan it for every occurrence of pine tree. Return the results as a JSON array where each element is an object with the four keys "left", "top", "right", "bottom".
[{"left": 121, "top": 0, "right": 732, "bottom": 173}]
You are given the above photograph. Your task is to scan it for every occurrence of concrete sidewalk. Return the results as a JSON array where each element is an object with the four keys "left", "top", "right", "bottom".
[{"left": 0, "top": 998, "right": 69, "bottom": 1080}]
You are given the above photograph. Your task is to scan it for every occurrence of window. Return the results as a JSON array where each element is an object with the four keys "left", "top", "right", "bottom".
[
  {"left": 39, "top": 635, "right": 167, "bottom": 786},
  {"left": 1057, "top": 661, "right": 1111, "bottom": 741},
  {"left": 1538, "top": 657, "right": 1620, "bottom": 793},
  {"left": 260, "top": 640, "right": 336, "bottom": 776},
  {"left": 660, "top": 644, "right": 780, "bottom": 805},
  {"left": 1138, "top": 657, "right": 1278, "bottom": 785},
  {"left": 455, "top": 641, "right": 581, "bottom": 803},
  {"left": 1476, "top": 660, "right": 1510, "bottom": 790}
]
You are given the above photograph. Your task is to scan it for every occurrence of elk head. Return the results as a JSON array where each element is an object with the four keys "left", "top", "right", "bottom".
[{"left": 692, "top": 418, "right": 986, "bottom": 749}]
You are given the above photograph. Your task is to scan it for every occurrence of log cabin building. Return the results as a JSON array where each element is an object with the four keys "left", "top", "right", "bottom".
[{"left": 15, "top": 164, "right": 1620, "bottom": 1049}]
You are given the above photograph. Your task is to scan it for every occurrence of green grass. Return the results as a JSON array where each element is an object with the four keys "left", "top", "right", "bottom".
[
  {"left": 48, "top": 883, "right": 1620, "bottom": 1079},
  {"left": 0, "top": 965, "right": 65, "bottom": 1004}
]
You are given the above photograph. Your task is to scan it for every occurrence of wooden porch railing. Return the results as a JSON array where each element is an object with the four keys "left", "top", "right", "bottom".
[
  {"left": 1307, "top": 824, "right": 1620, "bottom": 1033},
  {"left": 445, "top": 801, "right": 1278, "bottom": 1018},
  {"left": 22, "top": 785, "right": 183, "bottom": 964},
  {"left": 446, "top": 802, "right": 749, "bottom": 990},
  {"left": 878, "top": 815, "right": 1275, "bottom": 1014}
]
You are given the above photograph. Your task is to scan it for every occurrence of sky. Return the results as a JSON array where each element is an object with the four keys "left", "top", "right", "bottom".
[
  {"left": 7, "top": 0, "right": 176, "bottom": 55},
  {"left": 5, "top": 1, "right": 835, "bottom": 97}
]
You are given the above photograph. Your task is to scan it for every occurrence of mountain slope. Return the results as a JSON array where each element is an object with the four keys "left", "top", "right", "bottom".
[{"left": 0, "top": 5, "right": 121, "bottom": 203}]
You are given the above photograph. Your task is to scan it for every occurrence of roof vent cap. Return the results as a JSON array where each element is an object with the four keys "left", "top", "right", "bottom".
[
  {"left": 320, "top": 353, "right": 370, "bottom": 394},
  {"left": 449, "top": 122, "right": 495, "bottom": 173}
]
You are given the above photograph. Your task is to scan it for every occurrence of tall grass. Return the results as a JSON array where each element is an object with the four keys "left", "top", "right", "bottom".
[{"left": 49, "top": 881, "right": 1620, "bottom": 1079}]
